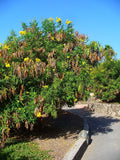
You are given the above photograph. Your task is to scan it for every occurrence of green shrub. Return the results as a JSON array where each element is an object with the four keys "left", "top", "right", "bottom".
[
  {"left": 90, "top": 58, "right": 120, "bottom": 102},
  {"left": 0, "top": 17, "right": 106, "bottom": 144}
]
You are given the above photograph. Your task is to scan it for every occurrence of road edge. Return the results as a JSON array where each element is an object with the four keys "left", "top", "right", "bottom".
[{"left": 62, "top": 110, "right": 89, "bottom": 160}]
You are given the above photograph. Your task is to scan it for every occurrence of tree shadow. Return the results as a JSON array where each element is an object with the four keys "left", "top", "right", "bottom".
[
  {"left": 0, "top": 110, "right": 84, "bottom": 159},
  {"left": 65, "top": 107, "right": 120, "bottom": 136},
  {"left": 2, "top": 110, "right": 84, "bottom": 144},
  {"left": 30, "top": 110, "right": 84, "bottom": 140}
]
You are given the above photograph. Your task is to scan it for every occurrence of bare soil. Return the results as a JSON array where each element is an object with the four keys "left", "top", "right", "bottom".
[{"left": 33, "top": 110, "right": 83, "bottom": 160}]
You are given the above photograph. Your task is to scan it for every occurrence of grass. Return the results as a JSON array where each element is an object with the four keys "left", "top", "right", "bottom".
[{"left": 0, "top": 138, "right": 53, "bottom": 160}]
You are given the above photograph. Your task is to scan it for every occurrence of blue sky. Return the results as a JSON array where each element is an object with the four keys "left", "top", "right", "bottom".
[{"left": 0, "top": 0, "right": 120, "bottom": 59}]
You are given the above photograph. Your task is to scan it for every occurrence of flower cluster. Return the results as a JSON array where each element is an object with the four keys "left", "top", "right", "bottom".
[
  {"left": 66, "top": 19, "right": 72, "bottom": 25},
  {"left": 5, "top": 62, "right": 10, "bottom": 67},
  {"left": 56, "top": 17, "right": 61, "bottom": 23},
  {"left": 36, "top": 112, "right": 42, "bottom": 118},
  {"left": 2, "top": 44, "right": 10, "bottom": 50},
  {"left": 35, "top": 58, "right": 41, "bottom": 62},
  {"left": 24, "top": 57, "right": 29, "bottom": 62},
  {"left": 19, "top": 30, "right": 26, "bottom": 35}
]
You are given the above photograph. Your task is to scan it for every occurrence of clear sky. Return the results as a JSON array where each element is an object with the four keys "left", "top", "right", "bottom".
[{"left": 0, "top": 0, "right": 120, "bottom": 59}]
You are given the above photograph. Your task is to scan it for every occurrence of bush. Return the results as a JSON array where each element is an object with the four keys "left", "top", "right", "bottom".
[
  {"left": 90, "top": 56, "right": 120, "bottom": 102},
  {"left": 0, "top": 17, "right": 108, "bottom": 144}
]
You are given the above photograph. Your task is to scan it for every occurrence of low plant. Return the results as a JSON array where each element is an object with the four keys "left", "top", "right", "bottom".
[{"left": 0, "top": 138, "right": 52, "bottom": 160}]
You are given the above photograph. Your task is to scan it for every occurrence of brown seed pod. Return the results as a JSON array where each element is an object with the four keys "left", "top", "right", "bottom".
[
  {"left": 19, "top": 89, "right": 22, "bottom": 100},
  {"left": 0, "top": 95, "right": 2, "bottom": 102},
  {"left": 25, "top": 120, "right": 29, "bottom": 130},
  {"left": 17, "top": 66, "right": 22, "bottom": 79},
  {"left": 30, "top": 123, "right": 34, "bottom": 131},
  {"left": 16, "top": 122, "right": 21, "bottom": 129},
  {"left": 21, "top": 85, "right": 24, "bottom": 91},
  {"left": 7, "top": 127, "right": 10, "bottom": 137},
  {"left": 34, "top": 107, "right": 39, "bottom": 116}
]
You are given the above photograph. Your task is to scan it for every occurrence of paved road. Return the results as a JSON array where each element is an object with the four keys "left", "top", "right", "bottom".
[
  {"left": 82, "top": 112, "right": 120, "bottom": 160},
  {"left": 63, "top": 103, "right": 120, "bottom": 160}
]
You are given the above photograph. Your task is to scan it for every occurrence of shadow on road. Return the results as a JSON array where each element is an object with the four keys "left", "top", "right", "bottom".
[{"left": 64, "top": 107, "right": 120, "bottom": 136}]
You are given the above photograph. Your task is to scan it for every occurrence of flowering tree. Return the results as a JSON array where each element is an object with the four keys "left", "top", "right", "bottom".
[{"left": 0, "top": 17, "right": 112, "bottom": 146}]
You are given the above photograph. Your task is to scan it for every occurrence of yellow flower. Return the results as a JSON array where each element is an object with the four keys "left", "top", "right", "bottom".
[
  {"left": 43, "top": 85, "right": 48, "bottom": 88},
  {"left": 82, "top": 61, "right": 85, "bottom": 65},
  {"left": 5, "top": 76, "right": 9, "bottom": 79},
  {"left": 26, "top": 91, "right": 29, "bottom": 94},
  {"left": 74, "top": 99, "right": 77, "bottom": 102},
  {"left": 24, "top": 57, "right": 29, "bottom": 62},
  {"left": 48, "top": 17, "right": 54, "bottom": 22},
  {"left": 0, "top": 43, "right": 2, "bottom": 46},
  {"left": 2, "top": 44, "right": 10, "bottom": 50},
  {"left": 21, "top": 97, "right": 23, "bottom": 101},
  {"left": 17, "top": 100, "right": 20, "bottom": 103},
  {"left": 36, "top": 112, "right": 42, "bottom": 118},
  {"left": 80, "top": 39, "right": 84, "bottom": 42},
  {"left": 51, "top": 37, "right": 54, "bottom": 40},
  {"left": 66, "top": 19, "right": 72, "bottom": 25},
  {"left": 35, "top": 58, "right": 41, "bottom": 63},
  {"left": 5, "top": 62, "right": 10, "bottom": 68},
  {"left": 53, "top": 69, "right": 55, "bottom": 71},
  {"left": 71, "top": 33, "right": 74, "bottom": 36},
  {"left": 19, "top": 30, "right": 26, "bottom": 35},
  {"left": 56, "top": 17, "right": 61, "bottom": 23},
  {"left": 67, "top": 56, "right": 70, "bottom": 59},
  {"left": 18, "top": 108, "right": 21, "bottom": 110}
]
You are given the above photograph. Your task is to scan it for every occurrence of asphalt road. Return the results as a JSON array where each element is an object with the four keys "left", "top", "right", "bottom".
[
  {"left": 63, "top": 103, "right": 120, "bottom": 160},
  {"left": 81, "top": 112, "right": 120, "bottom": 160}
]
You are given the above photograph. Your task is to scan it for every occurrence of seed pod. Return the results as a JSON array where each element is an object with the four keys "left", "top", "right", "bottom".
[
  {"left": 21, "top": 85, "right": 24, "bottom": 91},
  {"left": 30, "top": 123, "right": 34, "bottom": 131},
  {"left": 19, "top": 89, "right": 22, "bottom": 100},
  {"left": 7, "top": 127, "right": 10, "bottom": 137},
  {"left": 16, "top": 122, "right": 21, "bottom": 129},
  {"left": 0, "top": 95, "right": 2, "bottom": 102},
  {"left": 25, "top": 120, "right": 29, "bottom": 130},
  {"left": 34, "top": 107, "right": 39, "bottom": 116}
]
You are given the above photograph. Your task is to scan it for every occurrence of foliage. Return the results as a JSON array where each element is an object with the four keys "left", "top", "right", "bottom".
[
  {"left": 90, "top": 58, "right": 120, "bottom": 102},
  {"left": 0, "top": 139, "right": 52, "bottom": 160},
  {"left": 0, "top": 17, "right": 119, "bottom": 145}
]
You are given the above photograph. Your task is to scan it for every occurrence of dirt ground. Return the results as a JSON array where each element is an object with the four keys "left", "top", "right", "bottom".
[{"left": 33, "top": 110, "right": 83, "bottom": 160}]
